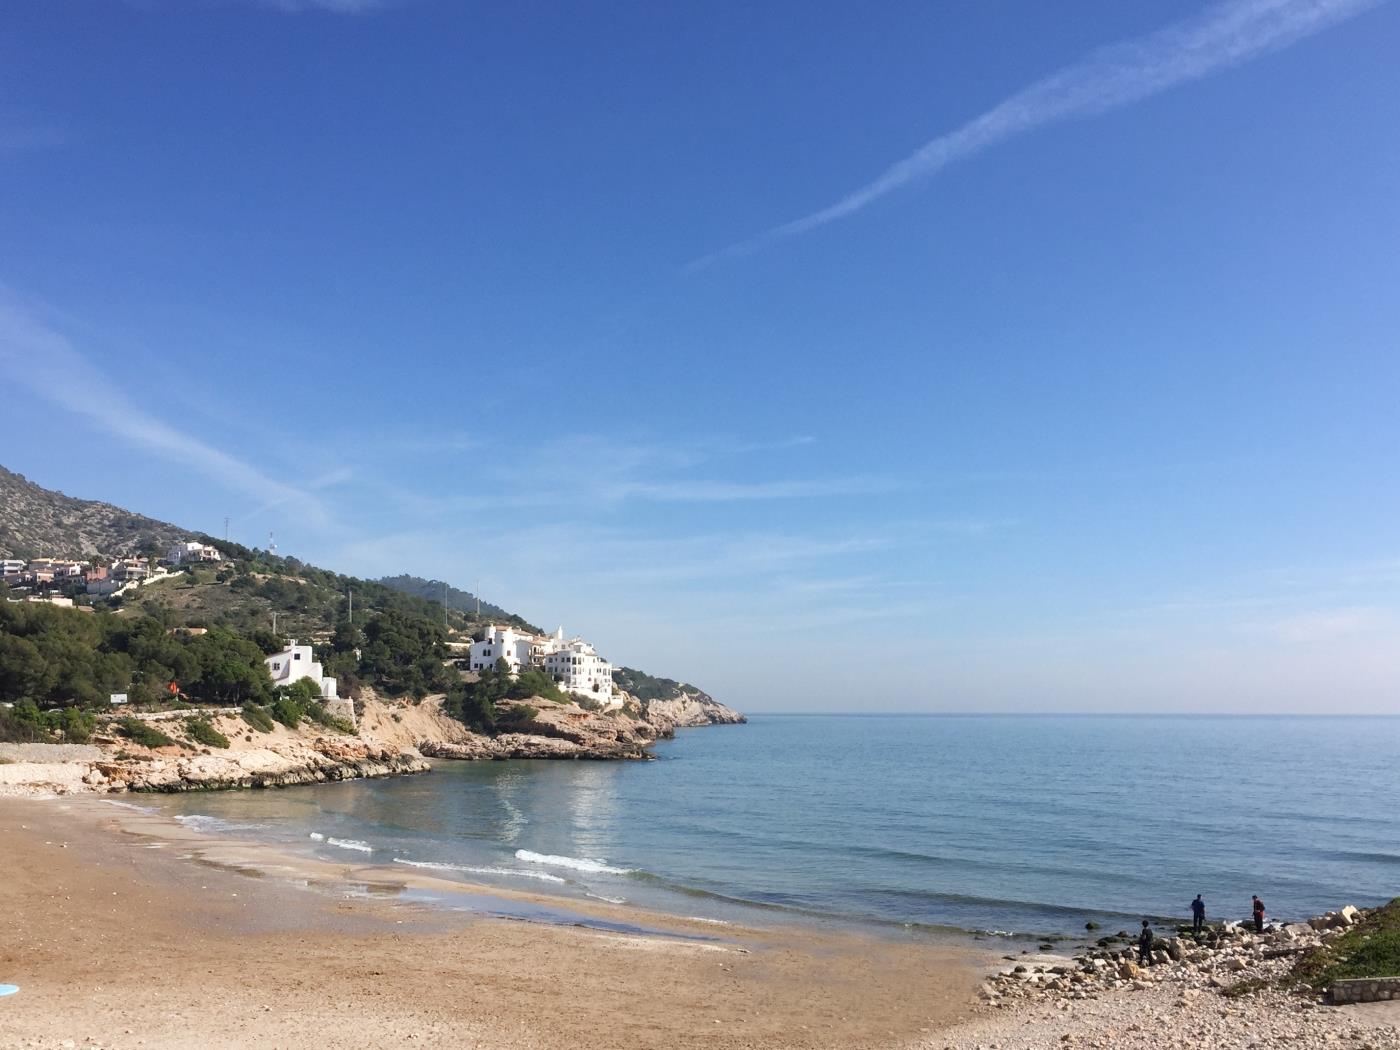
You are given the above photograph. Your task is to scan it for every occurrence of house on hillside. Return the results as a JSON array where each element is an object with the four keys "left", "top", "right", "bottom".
[
  {"left": 264, "top": 640, "right": 356, "bottom": 728},
  {"left": 466, "top": 624, "right": 619, "bottom": 707},
  {"left": 265, "top": 640, "right": 338, "bottom": 699},
  {"left": 167, "top": 541, "right": 222, "bottom": 565}
]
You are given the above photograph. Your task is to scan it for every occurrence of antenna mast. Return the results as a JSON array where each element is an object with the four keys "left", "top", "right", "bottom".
[
  {"left": 347, "top": 588, "right": 353, "bottom": 623},
  {"left": 223, "top": 516, "right": 230, "bottom": 542}
]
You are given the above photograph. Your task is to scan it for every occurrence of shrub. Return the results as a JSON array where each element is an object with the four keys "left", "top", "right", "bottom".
[
  {"left": 498, "top": 703, "right": 539, "bottom": 728},
  {"left": 240, "top": 703, "right": 275, "bottom": 733},
  {"left": 185, "top": 717, "right": 230, "bottom": 749},
  {"left": 117, "top": 717, "right": 177, "bottom": 749},
  {"left": 1296, "top": 899, "right": 1400, "bottom": 988},
  {"left": 269, "top": 696, "right": 305, "bottom": 729},
  {"left": 57, "top": 706, "right": 96, "bottom": 743},
  {"left": 304, "top": 701, "right": 355, "bottom": 735}
]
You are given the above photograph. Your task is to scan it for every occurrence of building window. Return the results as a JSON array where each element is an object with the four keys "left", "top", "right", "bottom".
[{"left": 293, "top": 653, "right": 301, "bottom": 660}]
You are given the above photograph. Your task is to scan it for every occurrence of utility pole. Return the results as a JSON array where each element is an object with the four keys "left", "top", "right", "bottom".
[
  {"left": 442, "top": 581, "right": 449, "bottom": 629},
  {"left": 223, "top": 516, "right": 230, "bottom": 542},
  {"left": 347, "top": 588, "right": 353, "bottom": 624}
]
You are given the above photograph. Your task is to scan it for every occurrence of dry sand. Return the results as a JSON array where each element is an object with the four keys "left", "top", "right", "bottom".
[{"left": 0, "top": 798, "right": 983, "bottom": 1050}]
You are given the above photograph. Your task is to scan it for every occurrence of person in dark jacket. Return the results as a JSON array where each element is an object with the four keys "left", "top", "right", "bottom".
[
  {"left": 1252, "top": 895, "right": 1266, "bottom": 933},
  {"left": 1191, "top": 894, "right": 1206, "bottom": 934},
  {"left": 1137, "top": 920, "right": 1154, "bottom": 965}
]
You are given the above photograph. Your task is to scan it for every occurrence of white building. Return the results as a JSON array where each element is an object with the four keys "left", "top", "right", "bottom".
[
  {"left": 543, "top": 637, "right": 615, "bottom": 703},
  {"left": 168, "top": 541, "right": 223, "bottom": 565},
  {"left": 264, "top": 640, "right": 338, "bottom": 700},
  {"left": 465, "top": 625, "right": 545, "bottom": 674},
  {"left": 0, "top": 559, "right": 24, "bottom": 576},
  {"left": 466, "top": 624, "right": 618, "bottom": 707}
]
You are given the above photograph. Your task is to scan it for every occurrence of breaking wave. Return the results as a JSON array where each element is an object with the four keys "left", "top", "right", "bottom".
[
  {"left": 515, "top": 849, "right": 631, "bottom": 875},
  {"left": 308, "top": 832, "right": 373, "bottom": 854},
  {"left": 393, "top": 858, "right": 566, "bottom": 884}
]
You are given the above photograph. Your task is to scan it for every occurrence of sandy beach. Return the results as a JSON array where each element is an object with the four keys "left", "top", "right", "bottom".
[{"left": 0, "top": 798, "right": 983, "bottom": 1050}]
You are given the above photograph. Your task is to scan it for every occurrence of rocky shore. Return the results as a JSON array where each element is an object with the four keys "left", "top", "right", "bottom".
[
  {"left": 936, "top": 906, "right": 1400, "bottom": 1050},
  {"left": 0, "top": 690, "right": 746, "bottom": 796}
]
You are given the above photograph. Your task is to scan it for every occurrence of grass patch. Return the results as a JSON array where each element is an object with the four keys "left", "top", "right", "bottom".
[
  {"left": 185, "top": 717, "right": 230, "bottom": 749},
  {"left": 305, "top": 701, "right": 355, "bottom": 735},
  {"left": 1295, "top": 900, "right": 1400, "bottom": 989},
  {"left": 117, "top": 717, "right": 177, "bottom": 749},
  {"left": 240, "top": 703, "right": 275, "bottom": 733}
]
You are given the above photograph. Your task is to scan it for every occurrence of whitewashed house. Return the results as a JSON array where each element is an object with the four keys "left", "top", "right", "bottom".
[
  {"left": 465, "top": 625, "right": 543, "bottom": 674},
  {"left": 265, "top": 640, "right": 339, "bottom": 700},
  {"left": 466, "top": 624, "right": 618, "bottom": 707},
  {"left": 168, "top": 541, "right": 223, "bottom": 565},
  {"left": 543, "top": 637, "right": 615, "bottom": 703}
]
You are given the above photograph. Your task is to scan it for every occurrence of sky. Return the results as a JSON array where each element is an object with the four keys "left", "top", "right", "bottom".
[{"left": 2, "top": 0, "right": 1398, "bottom": 714}]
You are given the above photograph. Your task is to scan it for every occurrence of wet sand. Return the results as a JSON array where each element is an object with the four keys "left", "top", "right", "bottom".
[{"left": 0, "top": 798, "right": 984, "bottom": 1049}]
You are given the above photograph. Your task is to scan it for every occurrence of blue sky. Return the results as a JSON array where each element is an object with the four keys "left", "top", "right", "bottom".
[{"left": 2, "top": 0, "right": 1398, "bottom": 713}]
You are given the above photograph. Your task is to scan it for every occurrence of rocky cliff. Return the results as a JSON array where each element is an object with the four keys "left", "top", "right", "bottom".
[
  {"left": 639, "top": 693, "right": 747, "bottom": 729},
  {"left": 0, "top": 685, "right": 748, "bottom": 796}
]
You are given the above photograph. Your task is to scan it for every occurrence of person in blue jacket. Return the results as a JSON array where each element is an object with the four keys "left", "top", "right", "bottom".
[{"left": 1191, "top": 894, "right": 1206, "bottom": 934}]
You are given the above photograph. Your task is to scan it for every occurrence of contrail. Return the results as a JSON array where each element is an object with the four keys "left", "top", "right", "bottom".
[{"left": 688, "top": 0, "right": 1384, "bottom": 269}]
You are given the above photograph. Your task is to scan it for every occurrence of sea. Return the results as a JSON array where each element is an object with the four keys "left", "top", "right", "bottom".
[{"left": 142, "top": 715, "right": 1400, "bottom": 942}]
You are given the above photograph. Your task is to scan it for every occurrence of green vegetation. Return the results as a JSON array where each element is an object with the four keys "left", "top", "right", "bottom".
[
  {"left": 442, "top": 661, "right": 564, "bottom": 733},
  {"left": 0, "top": 601, "right": 274, "bottom": 709},
  {"left": 185, "top": 717, "right": 230, "bottom": 749},
  {"left": 1295, "top": 900, "right": 1400, "bottom": 988},
  {"left": 377, "top": 574, "right": 539, "bottom": 632},
  {"left": 0, "top": 700, "right": 97, "bottom": 744},
  {"left": 269, "top": 696, "right": 306, "bottom": 729},
  {"left": 117, "top": 717, "right": 176, "bottom": 749},
  {"left": 304, "top": 701, "right": 355, "bottom": 735},
  {"left": 240, "top": 702, "right": 275, "bottom": 733},
  {"left": 357, "top": 609, "right": 452, "bottom": 698},
  {"left": 611, "top": 666, "right": 704, "bottom": 703}
]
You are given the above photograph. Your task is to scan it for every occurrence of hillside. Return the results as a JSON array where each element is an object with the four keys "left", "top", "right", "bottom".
[
  {"left": 378, "top": 574, "right": 538, "bottom": 632},
  {"left": 0, "top": 464, "right": 740, "bottom": 726},
  {"left": 0, "top": 465, "right": 197, "bottom": 560}
]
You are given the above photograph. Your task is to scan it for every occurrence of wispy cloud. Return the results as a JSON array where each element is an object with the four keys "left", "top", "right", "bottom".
[
  {"left": 0, "top": 290, "right": 333, "bottom": 529},
  {"left": 690, "top": 0, "right": 1383, "bottom": 268}
]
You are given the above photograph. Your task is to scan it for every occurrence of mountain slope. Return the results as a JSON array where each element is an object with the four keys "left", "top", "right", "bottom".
[
  {"left": 0, "top": 466, "right": 197, "bottom": 560},
  {"left": 378, "top": 575, "right": 537, "bottom": 632}
]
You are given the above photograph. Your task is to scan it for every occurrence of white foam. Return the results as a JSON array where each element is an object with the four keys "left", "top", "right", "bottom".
[
  {"left": 686, "top": 916, "right": 731, "bottom": 925},
  {"left": 173, "top": 814, "right": 268, "bottom": 834},
  {"left": 95, "top": 799, "right": 155, "bottom": 812},
  {"left": 393, "top": 858, "right": 566, "bottom": 884},
  {"left": 325, "top": 837, "right": 373, "bottom": 854},
  {"left": 587, "top": 893, "right": 628, "bottom": 905},
  {"left": 515, "top": 849, "right": 631, "bottom": 875},
  {"left": 308, "top": 832, "right": 325, "bottom": 841}
]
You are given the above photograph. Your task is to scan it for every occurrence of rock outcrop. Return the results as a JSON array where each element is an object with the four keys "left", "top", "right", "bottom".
[
  {"left": 0, "top": 687, "right": 748, "bottom": 796},
  {"left": 640, "top": 693, "right": 747, "bottom": 730},
  {"left": 419, "top": 697, "right": 667, "bottom": 761}
]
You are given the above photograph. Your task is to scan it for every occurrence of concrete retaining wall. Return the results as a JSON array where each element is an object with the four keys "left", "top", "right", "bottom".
[{"left": 1331, "top": 977, "right": 1400, "bottom": 1004}]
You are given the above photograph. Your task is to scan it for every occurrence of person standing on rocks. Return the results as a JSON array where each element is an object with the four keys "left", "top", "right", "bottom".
[
  {"left": 1191, "top": 894, "right": 1206, "bottom": 934},
  {"left": 1252, "top": 895, "right": 1266, "bottom": 933},
  {"left": 1137, "top": 920, "right": 1154, "bottom": 966}
]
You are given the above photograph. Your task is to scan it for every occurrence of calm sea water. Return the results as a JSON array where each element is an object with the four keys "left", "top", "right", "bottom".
[{"left": 144, "top": 715, "right": 1400, "bottom": 939}]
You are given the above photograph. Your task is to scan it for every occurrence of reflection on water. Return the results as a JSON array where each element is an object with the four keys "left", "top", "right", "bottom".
[{"left": 141, "top": 716, "right": 1400, "bottom": 938}]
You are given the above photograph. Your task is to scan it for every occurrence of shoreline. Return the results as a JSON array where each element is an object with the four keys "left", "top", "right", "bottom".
[
  {"left": 4, "top": 797, "right": 1398, "bottom": 1049},
  {"left": 0, "top": 796, "right": 986, "bottom": 1049}
]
